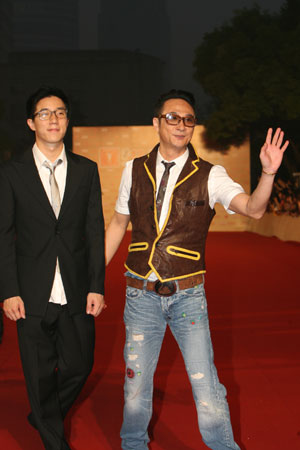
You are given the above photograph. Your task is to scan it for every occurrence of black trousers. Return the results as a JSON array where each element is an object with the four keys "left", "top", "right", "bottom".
[{"left": 17, "top": 303, "right": 95, "bottom": 450}]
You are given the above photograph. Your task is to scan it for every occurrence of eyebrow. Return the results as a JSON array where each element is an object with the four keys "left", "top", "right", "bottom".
[
  {"left": 36, "top": 107, "right": 66, "bottom": 113},
  {"left": 40, "top": 106, "right": 66, "bottom": 111},
  {"left": 166, "top": 111, "right": 195, "bottom": 117}
]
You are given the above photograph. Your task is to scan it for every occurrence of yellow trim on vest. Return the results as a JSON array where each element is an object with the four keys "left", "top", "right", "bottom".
[
  {"left": 159, "top": 154, "right": 200, "bottom": 237},
  {"left": 149, "top": 268, "right": 206, "bottom": 283},
  {"left": 148, "top": 153, "right": 201, "bottom": 270},
  {"left": 144, "top": 157, "right": 160, "bottom": 235},
  {"left": 128, "top": 242, "right": 149, "bottom": 252},
  {"left": 167, "top": 245, "right": 200, "bottom": 261},
  {"left": 124, "top": 264, "right": 206, "bottom": 283},
  {"left": 124, "top": 264, "right": 153, "bottom": 280},
  {"left": 174, "top": 157, "right": 200, "bottom": 190},
  {"left": 159, "top": 269, "right": 206, "bottom": 282},
  {"left": 145, "top": 148, "right": 203, "bottom": 280}
]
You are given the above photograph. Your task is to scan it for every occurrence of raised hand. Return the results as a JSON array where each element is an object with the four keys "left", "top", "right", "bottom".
[{"left": 260, "top": 128, "right": 289, "bottom": 175}]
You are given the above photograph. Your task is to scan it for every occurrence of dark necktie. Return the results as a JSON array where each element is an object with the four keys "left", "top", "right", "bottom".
[
  {"left": 43, "top": 159, "right": 62, "bottom": 218},
  {"left": 156, "top": 161, "right": 175, "bottom": 222}
]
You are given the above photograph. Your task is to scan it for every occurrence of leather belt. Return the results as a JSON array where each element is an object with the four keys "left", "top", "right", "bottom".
[{"left": 126, "top": 273, "right": 203, "bottom": 297}]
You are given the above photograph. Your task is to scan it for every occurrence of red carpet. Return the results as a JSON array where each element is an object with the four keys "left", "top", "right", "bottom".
[{"left": 1, "top": 231, "right": 300, "bottom": 449}]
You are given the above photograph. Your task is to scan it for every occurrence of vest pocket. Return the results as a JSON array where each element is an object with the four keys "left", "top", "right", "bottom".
[
  {"left": 128, "top": 242, "right": 149, "bottom": 252},
  {"left": 167, "top": 245, "right": 200, "bottom": 261}
]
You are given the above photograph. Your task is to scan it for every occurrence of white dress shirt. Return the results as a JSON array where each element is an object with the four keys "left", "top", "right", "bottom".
[{"left": 32, "top": 144, "right": 68, "bottom": 305}]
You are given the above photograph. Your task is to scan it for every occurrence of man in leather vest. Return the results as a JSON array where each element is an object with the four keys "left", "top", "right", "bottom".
[{"left": 106, "top": 89, "right": 288, "bottom": 450}]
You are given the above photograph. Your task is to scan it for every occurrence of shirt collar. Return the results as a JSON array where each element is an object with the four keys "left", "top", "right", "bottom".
[
  {"left": 32, "top": 143, "right": 66, "bottom": 170},
  {"left": 156, "top": 147, "right": 189, "bottom": 170}
]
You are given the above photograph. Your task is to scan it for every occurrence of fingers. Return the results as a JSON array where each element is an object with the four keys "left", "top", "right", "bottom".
[
  {"left": 281, "top": 139, "right": 289, "bottom": 152},
  {"left": 4, "top": 305, "right": 19, "bottom": 321},
  {"left": 93, "top": 302, "right": 107, "bottom": 317},
  {"left": 266, "top": 128, "right": 289, "bottom": 151},
  {"left": 271, "top": 128, "right": 281, "bottom": 146},
  {"left": 3, "top": 297, "right": 25, "bottom": 321},
  {"left": 86, "top": 301, "right": 91, "bottom": 315},
  {"left": 89, "top": 303, "right": 107, "bottom": 317},
  {"left": 260, "top": 142, "right": 268, "bottom": 153},
  {"left": 19, "top": 302, "right": 26, "bottom": 319},
  {"left": 266, "top": 128, "right": 273, "bottom": 145},
  {"left": 86, "top": 294, "right": 107, "bottom": 317}
]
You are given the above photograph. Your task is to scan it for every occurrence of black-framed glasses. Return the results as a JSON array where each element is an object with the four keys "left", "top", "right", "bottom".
[
  {"left": 33, "top": 108, "right": 68, "bottom": 121},
  {"left": 159, "top": 113, "right": 196, "bottom": 128}
]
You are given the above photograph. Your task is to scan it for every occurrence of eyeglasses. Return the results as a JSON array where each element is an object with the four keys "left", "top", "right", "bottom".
[
  {"left": 159, "top": 113, "right": 196, "bottom": 128},
  {"left": 33, "top": 108, "right": 68, "bottom": 121}
]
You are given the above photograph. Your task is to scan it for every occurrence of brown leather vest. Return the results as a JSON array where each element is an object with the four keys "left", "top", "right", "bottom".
[{"left": 125, "top": 143, "right": 215, "bottom": 281}]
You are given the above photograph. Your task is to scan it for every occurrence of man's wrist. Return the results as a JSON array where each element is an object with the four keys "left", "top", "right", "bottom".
[{"left": 262, "top": 169, "right": 277, "bottom": 176}]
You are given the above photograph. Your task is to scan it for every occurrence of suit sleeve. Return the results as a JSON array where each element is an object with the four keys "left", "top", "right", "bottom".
[
  {"left": 86, "top": 164, "right": 105, "bottom": 295},
  {"left": 0, "top": 165, "right": 20, "bottom": 301}
]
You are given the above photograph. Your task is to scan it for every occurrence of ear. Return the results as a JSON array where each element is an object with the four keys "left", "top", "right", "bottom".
[
  {"left": 27, "top": 118, "right": 36, "bottom": 132},
  {"left": 153, "top": 117, "right": 159, "bottom": 132}
]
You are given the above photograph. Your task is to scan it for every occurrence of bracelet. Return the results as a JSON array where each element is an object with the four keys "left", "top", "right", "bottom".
[{"left": 262, "top": 169, "right": 277, "bottom": 176}]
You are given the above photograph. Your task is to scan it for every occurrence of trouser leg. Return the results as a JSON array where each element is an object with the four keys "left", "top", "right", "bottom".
[
  {"left": 169, "top": 284, "right": 240, "bottom": 450},
  {"left": 121, "top": 286, "right": 166, "bottom": 450},
  {"left": 17, "top": 303, "right": 94, "bottom": 450},
  {"left": 56, "top": 309, "right": 95, "bottom": 418}
]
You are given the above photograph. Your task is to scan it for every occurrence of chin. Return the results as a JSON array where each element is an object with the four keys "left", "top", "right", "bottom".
[{"left": 173, "top": 141, "right": 188, "bottom": 150}]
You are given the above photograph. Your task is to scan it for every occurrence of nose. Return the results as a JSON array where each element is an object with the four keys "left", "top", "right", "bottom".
[
  {"left": 176, "top": 118, "right": 185, "bottom": 130},
  {"left": 49, "top": 110, "right": 59, "bottom": 123}
]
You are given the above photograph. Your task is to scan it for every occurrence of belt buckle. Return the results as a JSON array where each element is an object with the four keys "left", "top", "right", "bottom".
[{"left": 154, "top": 280, "right": 176, "bottom": 297}]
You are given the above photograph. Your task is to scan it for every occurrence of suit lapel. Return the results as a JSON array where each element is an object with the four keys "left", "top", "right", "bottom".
[
  {"left": 15, "top": 149, "right": 56, "bottom": 219},
  {"left": 59, "top": 151, "right": 83, "bottom": 220}
]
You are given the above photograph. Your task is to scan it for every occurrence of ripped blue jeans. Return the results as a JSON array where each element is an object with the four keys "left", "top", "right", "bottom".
[{"left": 121, "top": 275, "right": 240, "bottom": 450}]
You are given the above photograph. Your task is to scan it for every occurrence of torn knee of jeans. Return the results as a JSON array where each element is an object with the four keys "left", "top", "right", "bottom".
[
  {"left": 200, "top": 401, "right": 208, "bottom": 407},
  {"left": 132, "top": 333, "right": 144, "bottom": 341},
  {"left": 191, "top": 372, "right": 204, "bottom": 380},
  {"left": 128, "top": 354, "right": 138, "bottom": 361}
]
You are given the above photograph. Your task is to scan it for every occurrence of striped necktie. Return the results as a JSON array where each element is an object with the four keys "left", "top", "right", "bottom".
[
  {"left": 43, "top": 159, "right": 62, "bottom": 218},
  {"left": 156, "top": 161, "right": 175, "bottom": 222}
]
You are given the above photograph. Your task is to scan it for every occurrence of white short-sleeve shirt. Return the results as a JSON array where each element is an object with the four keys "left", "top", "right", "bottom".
[{"left": 115, "top": 148, "right": 245, "bottom": 228}]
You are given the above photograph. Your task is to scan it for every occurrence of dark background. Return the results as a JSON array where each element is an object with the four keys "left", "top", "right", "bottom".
[
  {"left": 0, "top": 0, "right": 284, "bottom": 153},
  {"left": 1, "top": 0, "right": 299, "bottom": 216}
]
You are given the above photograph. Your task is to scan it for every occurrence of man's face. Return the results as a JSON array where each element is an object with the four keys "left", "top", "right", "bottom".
[
  {"left": 153, "top": 98, "right": 195, "bottom": 154},
  {"left": 27, "top": 96, "right": 69, "bottom": 148}
]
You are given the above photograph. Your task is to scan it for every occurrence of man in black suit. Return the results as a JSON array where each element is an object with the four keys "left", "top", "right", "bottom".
[{"left": 0, "top": 86, "right": 106, "bottom": 449}]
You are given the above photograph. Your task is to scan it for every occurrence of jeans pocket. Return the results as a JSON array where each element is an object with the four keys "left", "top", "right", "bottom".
[
  {"left": 183, "top": 284, "right": 203, "bottom": 296},
  {"left": 181, "top": 285, "right": 208, "bottom": 314},
  {"left": 126, "top": 286, "right": 143, "bottom": 300}
]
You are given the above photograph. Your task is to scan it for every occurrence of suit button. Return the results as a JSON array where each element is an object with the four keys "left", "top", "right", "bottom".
[
  {"left": 152, "top": 225, "right": 156, "bottom": 229},
  {"left": 55, "top": 228, "right": 60, "bottom": 235}
]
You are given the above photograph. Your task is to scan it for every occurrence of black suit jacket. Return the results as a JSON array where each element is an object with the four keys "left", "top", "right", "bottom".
[{"left": 0, "top": 148, "right": 105, "bottom": 316}]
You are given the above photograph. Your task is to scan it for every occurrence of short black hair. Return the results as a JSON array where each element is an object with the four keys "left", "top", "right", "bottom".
[
  {"left": 26, "top": 86, "right": 70, "bottom": 119},
  {"left": 154, "top": 89, "right": 196, "bottom": 117}
]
